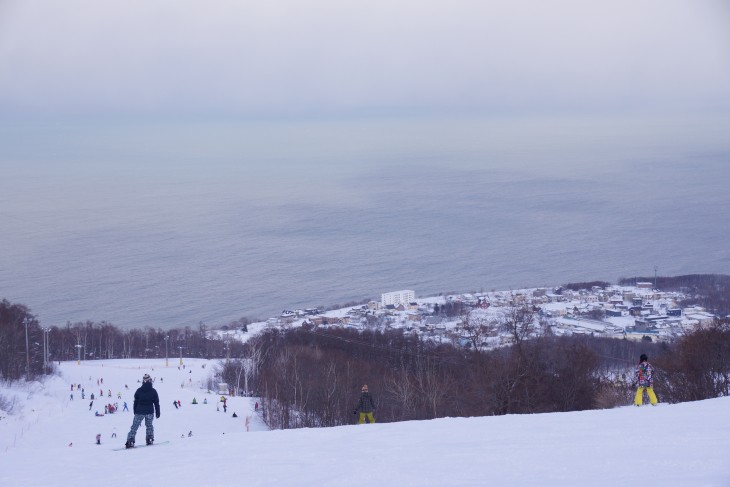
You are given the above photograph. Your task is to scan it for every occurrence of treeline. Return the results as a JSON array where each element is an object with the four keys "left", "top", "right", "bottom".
[
  {"left": 618, "top": 274, "right": 730, "bottom": 315},
  {"left": 562, "top": 281, "right": 611, "bottom": 291},
  {"left": 249, "top": 322, "right": 730, "bottom": 429},
  {"left": 249, "top": 320, "right": 730, "bottom": 430},
  {"left": 0, "top": 299, "right": 245, "bottom": 382}
]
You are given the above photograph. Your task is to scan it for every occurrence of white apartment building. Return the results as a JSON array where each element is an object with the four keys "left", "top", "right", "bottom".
[{"left": 381, "top": 290, "right": 415, "bottom": 307}]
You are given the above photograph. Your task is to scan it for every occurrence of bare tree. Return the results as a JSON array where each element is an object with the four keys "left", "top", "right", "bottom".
[
  {"left": 241, "top": 338, "right": 266, "bottom": 395},
  {"left": 460, "top": 310, "right": 496, "bottom": 351},
  {"left": 384, "top": 364, "right": 417, "bottom": 420},
  {"left": 412, "top": 353, "right": 452, "bottom": 419},
  {"left": 501, "top": 302, "right": 537, "bottom": 348}
]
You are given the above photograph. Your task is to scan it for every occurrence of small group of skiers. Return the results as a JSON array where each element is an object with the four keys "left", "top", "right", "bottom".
[{"left": 70, "top": 384, "right": 85, "bottom": 399}]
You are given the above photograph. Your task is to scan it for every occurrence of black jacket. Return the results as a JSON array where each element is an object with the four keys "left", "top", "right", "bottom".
[
  {"left": 355, "top": 392, "right": 376, "bottom": 413},
  {"left": 133, "top": 382, "right": 160, "bottom": 416}
]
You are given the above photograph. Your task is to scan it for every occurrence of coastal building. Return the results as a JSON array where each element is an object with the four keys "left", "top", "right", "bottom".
[{"left": 381, "top": 290, "right": 415, "bottom": 307}]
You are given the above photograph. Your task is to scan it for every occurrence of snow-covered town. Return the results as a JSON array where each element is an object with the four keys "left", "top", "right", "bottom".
[{"left": 218, "top": 283, "right": 717, "bottom": 348}]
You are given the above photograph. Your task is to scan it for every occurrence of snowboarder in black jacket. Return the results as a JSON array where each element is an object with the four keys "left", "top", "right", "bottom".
[
  {"left": 125, "top": 374, "right": 160, "bottom": 448},
  {"left": 353, "top": 384, "right": 376, "bottom": 424}
]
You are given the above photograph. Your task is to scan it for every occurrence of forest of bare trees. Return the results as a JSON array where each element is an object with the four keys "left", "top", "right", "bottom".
[
  {"left": 245, "top": 317, "right": 730, "bottom": 430},
  {"left": 0, "top": 299, "right": 245, "bottom": 382}
]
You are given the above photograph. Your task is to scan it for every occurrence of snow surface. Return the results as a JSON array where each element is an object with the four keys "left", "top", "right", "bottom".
[{"left": 1, "top": 359, "right": 729, "bottom": 486}]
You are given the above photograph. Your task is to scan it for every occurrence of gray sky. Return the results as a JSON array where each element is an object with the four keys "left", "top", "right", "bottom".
[{"left": 1, "top": 0, "right": 729, "bottom": 119}]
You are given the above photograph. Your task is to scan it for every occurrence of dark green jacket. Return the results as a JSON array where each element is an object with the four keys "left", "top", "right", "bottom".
[{"left": 355, "top": 392, "right": 375, "bottom": 413}]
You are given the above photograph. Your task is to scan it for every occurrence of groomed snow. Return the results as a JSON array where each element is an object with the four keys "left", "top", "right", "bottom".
[{"left": 1, "top": 359, "right": 729, "bottom": 486}]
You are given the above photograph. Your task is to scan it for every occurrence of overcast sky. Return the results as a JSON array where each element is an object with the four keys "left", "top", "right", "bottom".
[{"left": 0, "top": 0, "right": 729, "bottom": 119}]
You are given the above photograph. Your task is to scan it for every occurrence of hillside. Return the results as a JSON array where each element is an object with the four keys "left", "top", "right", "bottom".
[{"left": 1, "top": 359, "right": 729, "bottom": 486}]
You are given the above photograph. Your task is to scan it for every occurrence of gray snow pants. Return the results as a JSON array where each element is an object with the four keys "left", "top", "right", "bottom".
[{"left": 126, "top": 413, "right": 154, "bottom": 443}]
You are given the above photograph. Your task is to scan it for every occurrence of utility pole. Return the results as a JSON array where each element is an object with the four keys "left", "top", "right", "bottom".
[
  {"left": 164, "top": 336, "right": 169, "bottom": 367},
  {"left": 46, "top": 328, "right": 51, "bottom": 370},
  {"left": 654, "top": 266, "right": 658, "bottom": 290},
  {"left": 178, "top": 346, "right": 184, "bottom": 366},
  {"left": 42, "top": 328, "right": 48, "bottom": 370},
  {"left": 24, "top": 317, "right": 30, "bottom": 376}
]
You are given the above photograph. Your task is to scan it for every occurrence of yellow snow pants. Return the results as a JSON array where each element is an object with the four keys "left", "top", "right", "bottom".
[
  {"left": 634, "top": 386, "right": 658, "bottom": 406},
  {"left": 358, "top": 412, "right": 375, "bottom": 424}
]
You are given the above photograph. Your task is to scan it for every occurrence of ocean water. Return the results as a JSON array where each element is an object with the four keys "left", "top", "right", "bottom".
[{"left": 1, "top": 115, "right": 729, "bottom": 329}]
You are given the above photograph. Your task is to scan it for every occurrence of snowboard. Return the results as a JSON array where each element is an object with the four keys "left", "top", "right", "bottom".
[{"left": 112, "top": 440, "right": 170, "bottom": 451}]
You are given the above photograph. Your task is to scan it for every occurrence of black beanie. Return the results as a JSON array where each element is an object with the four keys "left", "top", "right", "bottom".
[{"left": 640, "top": 354, "right": 648, "bottom": 362}]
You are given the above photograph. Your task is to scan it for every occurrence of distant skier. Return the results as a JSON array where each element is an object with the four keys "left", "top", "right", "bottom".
[
  {"left": 353, "top": 385, "right": 376, "bottom": 424},
  {"left": 89, "top": 400, "right": 93, "bottom": 411},
  {"left": 173, "top": 400, "right": 178, "bottom": 409},
  {"left": 125, "top": 373, "right": 160, "bottom": 448},
  {"left": 96, "top": 434, "right": 101, "bottom": 445},
  {"left": 633, "top": 354, "right": 658, "bottom": 406},
  {"left": 123, "top": 402, "right": 128, "bottom": 412}
]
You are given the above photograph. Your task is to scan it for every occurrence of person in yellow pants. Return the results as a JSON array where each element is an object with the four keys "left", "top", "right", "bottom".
[
  {"left": 633, "top": 354, "right": 658, "bottom": 406},
  {"left": 358, "top": 411, "right": 375, "bottom": 424},
  {"left": 353, "top": 385, "right": 376, "bottom": 424}
]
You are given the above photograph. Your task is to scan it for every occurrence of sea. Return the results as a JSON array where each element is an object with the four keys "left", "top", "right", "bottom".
[{"left": 1, "top": 115, "right": 729, "bottom": 329}]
